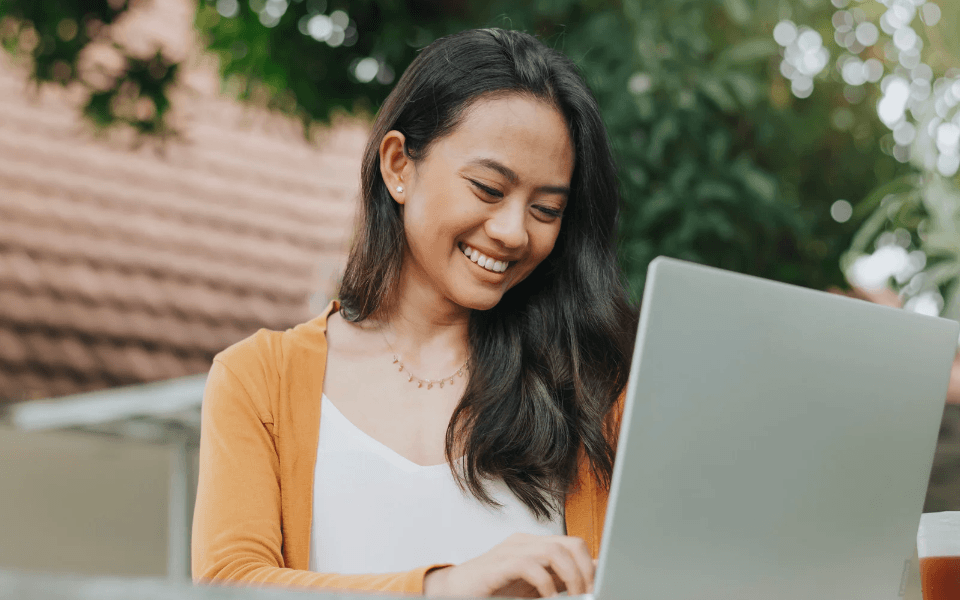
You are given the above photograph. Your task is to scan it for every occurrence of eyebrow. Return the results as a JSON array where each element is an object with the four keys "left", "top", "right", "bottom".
[{"left": 466, "top": 158, "right": 571, "bottom": 196}]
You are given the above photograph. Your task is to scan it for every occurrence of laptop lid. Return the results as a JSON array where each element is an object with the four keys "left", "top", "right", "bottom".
[{"left": 593, "top": 257, "right": 959, "bottom": 600}]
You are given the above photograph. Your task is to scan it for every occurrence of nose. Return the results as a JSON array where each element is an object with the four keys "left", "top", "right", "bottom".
[{"left": 484, "top": 202, "right": 528, "bottom": 250}]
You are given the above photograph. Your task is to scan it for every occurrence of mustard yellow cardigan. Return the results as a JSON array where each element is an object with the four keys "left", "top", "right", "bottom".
[{"left": 192, "top": 301, "right": 614, "bottom": 594}]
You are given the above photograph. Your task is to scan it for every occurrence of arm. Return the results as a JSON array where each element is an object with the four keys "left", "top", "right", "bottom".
[
  {"left": 421, "top": 387, "right": 626, "bottom": 598},
  {"left": 191, "top": 358, "right": 448, "bottom": 593}
]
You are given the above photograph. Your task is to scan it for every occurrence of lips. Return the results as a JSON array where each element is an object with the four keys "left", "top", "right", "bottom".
[{"left": 459, "top": 243, "right": 512, "bottom": 274}]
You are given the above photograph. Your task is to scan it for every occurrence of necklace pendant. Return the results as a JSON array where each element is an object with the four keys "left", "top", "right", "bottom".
[{"left": 384, "top": 343, "right": 470, "bottom": 390}]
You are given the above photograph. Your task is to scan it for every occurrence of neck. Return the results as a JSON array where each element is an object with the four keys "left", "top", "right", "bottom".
[{"left": 374, "top": 262, "right": 471, "bottom": 371}]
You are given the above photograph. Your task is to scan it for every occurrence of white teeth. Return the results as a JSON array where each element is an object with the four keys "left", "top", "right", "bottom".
[{"left": 460, "top": 244, "right": 509, "bottom": 274}]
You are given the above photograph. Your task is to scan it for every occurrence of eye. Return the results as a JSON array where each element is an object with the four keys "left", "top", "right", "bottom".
[
  {"left": 469, "top": 179, "right": 503, "bottom": 199},
  {"left": 533, "top": 206, "right": 563, "bottom": 221}
]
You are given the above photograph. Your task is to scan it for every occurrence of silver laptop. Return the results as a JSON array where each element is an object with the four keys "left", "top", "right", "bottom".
[{"left": 586, "top": 257, "right": 959, "bottom": 600}]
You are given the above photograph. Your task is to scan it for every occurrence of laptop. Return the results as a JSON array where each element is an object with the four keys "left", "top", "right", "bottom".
[{"left": 583, "top": 257, "right": 959, "bottom": 600}]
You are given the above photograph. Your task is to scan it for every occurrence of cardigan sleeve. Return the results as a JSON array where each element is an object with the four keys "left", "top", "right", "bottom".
[{"left": 191, "top": 356, "right": 449, "bottom": 594}]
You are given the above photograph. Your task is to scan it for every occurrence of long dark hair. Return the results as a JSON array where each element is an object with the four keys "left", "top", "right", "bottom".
[{"left": 338, "top": 28, "right": 637, "bottom": 519}]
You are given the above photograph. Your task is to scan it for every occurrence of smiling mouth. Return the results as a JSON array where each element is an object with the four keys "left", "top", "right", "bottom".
[{"left": 459, "top": 243, "right": 512, "bottom": 274}]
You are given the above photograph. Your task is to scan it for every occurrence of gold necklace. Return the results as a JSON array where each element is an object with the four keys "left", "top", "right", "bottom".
[
  {"left": 391, "top": 354, "right": 469, "bottom": 389},
  {"left": 380, "top": 329, "right": 469, "bottom": 389}
]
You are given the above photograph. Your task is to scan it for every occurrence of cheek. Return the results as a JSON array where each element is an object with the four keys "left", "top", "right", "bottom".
[
  {"left": 403, "top": 191, "right": 469, "bottom": 253},
  {"left": 507, "top": 224, "right": 561, "bottom": 287},
  {"left": 529, "top": 224, "right": 562, "bottom": 264}
]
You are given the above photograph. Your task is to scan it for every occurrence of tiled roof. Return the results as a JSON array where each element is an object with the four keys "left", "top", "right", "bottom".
[{"left": 0, "top": 38, "right": 367, "bottom": 402}]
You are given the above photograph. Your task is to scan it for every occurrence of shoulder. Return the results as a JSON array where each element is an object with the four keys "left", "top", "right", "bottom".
[
  {"left": 215, "top": 300, "right": 338, "bottom": 369},
  {"left": 215, "top": 327, "right": 283, "bottom": 369},
  {"left": 208, "top": 300, "right": 338, "bottom": 413}
]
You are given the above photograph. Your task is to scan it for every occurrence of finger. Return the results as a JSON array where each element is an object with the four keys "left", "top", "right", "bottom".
[
  {"left": 516, "top": 561, "right": 558, "bottom": 598},
  {"left": 559, "top": 536, "right": 595, "bottom": 592},
  {"left": 544, "top": 545, "right": 586, "bottom": 595},
  {"left": 491, "top": 579, "right": 540, "bottom": 599}
]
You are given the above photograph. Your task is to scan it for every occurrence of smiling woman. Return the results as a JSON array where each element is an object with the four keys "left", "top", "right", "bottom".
[
  {"left": 377, "top": 95, "right": 573, "bottom": 312},
  {"left": 192, "top": 28, "right": 637, "bottom": 598}
]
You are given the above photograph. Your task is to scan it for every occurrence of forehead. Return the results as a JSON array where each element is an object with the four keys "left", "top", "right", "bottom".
[{"left": 430, "top": 94, "right": 575, "bottom": 183}]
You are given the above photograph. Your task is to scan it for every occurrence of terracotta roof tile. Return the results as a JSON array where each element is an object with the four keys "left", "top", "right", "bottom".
[
  {"left": 0, "top": 11, "right": 364, "bottom": 402},
  {"left": 0, "top": 188, "right": 330, "bottom": 275},
  {"left": 0, "top": 328, "right": 28, "bottom": 365},
  {"left": 0, "top": 148, "right": 353, "bottom": 253},
  {"left": 0, "top": 216, "right": 332, "bottom": 307}
]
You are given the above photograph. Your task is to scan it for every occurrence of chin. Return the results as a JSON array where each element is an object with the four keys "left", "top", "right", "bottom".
[
  {"left": 452, "top": 289, "right": 506, "bottom": 312},
  {"left": 457, "top": 297, "right": 503, "bottom": 312}
]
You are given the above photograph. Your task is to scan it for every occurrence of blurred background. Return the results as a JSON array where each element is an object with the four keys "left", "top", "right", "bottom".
[{"left": 0, "top": 0, "right": 957, "bottom": 583}]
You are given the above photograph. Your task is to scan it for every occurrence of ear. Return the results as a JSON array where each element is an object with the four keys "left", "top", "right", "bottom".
[{"left": 379, "top": 130, "right": 410, "bottom": 205}]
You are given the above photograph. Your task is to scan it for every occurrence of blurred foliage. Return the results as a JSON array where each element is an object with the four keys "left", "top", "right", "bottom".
[
  {"left": 0, "top": 0, "right": 179, "bottom": 136},
  {"left": 194, "top": 0, "right": 460, "bottom": 126},
  {"left": 0, "top": 0, "right": 911, "bottom": 298},
  {"left": 785, "top": 0, "right": 960, "bottom": 320},
  {"left": 608, "top": 0, "right": 901, "bottom": 294},
  {"left": 844, "top": 173, "right": 960, "bottom": 319}
]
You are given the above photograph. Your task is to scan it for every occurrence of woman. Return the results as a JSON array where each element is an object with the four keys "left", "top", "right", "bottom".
[{"left": 192, "top": 28, "right": 636, "bottom": 598}]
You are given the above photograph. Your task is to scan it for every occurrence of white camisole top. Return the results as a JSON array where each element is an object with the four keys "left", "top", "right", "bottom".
[{"left": 309, "top": 394, "right": 566, "bottom": 574}]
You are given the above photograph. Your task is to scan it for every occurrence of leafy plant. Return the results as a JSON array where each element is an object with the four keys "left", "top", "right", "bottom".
[
  {"left": 786, "top": 0, "right": 960, "bottom": 320},
  {"left": 609, "top": 0, "right": 902, "bottom": 294},
  {"left": 0, "top": 0, "right": 903, "bottom": 299},
  {"left": 0, "top": 0, "right": 180, "bottom": 136}
]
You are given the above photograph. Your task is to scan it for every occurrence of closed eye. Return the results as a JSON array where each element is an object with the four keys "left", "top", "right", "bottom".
[
  {"left": 469, "top": 179, "right": 503, "bottom": 199},
  {"left": 535, "top": 206, "right": 563, "bottom": 218},
  {"left": 534, "top": 206, "right": 563, "bottom": 220}
]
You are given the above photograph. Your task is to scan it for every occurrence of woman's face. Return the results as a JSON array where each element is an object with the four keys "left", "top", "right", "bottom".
[{"left": 389, "top": 94, "right": 575, "bottom": 312}]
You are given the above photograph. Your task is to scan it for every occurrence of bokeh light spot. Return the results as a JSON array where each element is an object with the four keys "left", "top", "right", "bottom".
[
  {"left": 773, "top": 20, "right": 798, "bottom": 46},
  {"left": 354, "top": 57, "right": 379, "bottom": 83},
  {"left": 830, "top": 199, "right": 853, "bottom": 223},
  {"left": 217, "top": 0, "right": 240, "bottom": 18}
]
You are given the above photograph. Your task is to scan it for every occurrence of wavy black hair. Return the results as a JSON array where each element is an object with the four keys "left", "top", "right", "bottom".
[{"left": 338, "top": 28, "right": 637, "bottom": 519}]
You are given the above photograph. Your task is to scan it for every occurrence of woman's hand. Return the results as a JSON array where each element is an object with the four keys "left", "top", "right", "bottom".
[{"left": 423, "top": 533, "right": 595, "bottom": 598}]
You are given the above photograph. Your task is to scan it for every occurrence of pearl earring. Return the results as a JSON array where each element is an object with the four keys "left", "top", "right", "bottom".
[{"left": 396, "top": 185, "right": 404, "bottom": 193}]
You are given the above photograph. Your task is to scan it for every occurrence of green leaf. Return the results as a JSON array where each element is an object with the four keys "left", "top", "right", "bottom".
[
  {"left": 717, "top": 38, "right": 777, "bottom": 66},
  {"left": 669, "top": 160, "right": 697, "bottom": 193},
  {"left": 695, "top": 180, "right": 738, "bottom": 203},
  {"left": 940, "top": 279, "right": 960, "bottom": 321},
  {"left": 732, "top": 160, "right": 777, "bottom": 202},
  {"left": 726, "top": 72, "right": 761, "bottom": 107},
  {"left": 922, "top": 232, "right": 960, "bottom": 257},
  {"left": 707, "top": 131, "right": 731, "bottom": 165},
  {"left": 646, "top": 115, "right": 680, "bottom": 164},
  {"left": 852, "top": 174, "right": 918, "bottom": 220},
  {"left": 924, "top": 260, "right": 960, "bottom": 287},
  {"left": 722, "top": 0, "right": 753, "bottom": 25},
  {"left": 847, "top": 196, "right": 905, "bottom": 256},
  {"left": 639, "top": 189, "right": 676, "bottom": 225},
  {"left": 700, "top": 209, "right": 737, "bottom": 241},
  {"left": 699, "top": 76, "right": 736, "bottom": 111}
]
